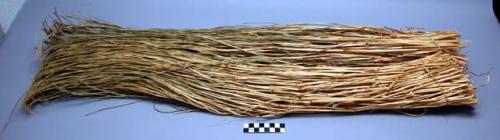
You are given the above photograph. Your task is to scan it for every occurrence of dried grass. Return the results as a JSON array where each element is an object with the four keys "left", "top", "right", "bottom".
[{"left": 23, "top": 17, "right": 477, "bottom": 117}]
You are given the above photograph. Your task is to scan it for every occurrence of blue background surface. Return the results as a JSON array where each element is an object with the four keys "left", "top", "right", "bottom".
[{"left": 1, "top": 0, "right": 499, "bottom": 139}]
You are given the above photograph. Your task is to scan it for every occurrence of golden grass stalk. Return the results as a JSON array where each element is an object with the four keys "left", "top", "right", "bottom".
[{"left": 23, "top": 17, "right": 477, "bottom": 117}]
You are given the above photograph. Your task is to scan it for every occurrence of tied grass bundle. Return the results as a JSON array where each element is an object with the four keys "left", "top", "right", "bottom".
[{"left": 24, "top": 18, "right": 478, "bottom": 117}]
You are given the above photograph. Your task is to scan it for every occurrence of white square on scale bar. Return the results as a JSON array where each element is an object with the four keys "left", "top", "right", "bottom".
[{"left": 264, "top": 123, "right": 270, "bottom": 127}]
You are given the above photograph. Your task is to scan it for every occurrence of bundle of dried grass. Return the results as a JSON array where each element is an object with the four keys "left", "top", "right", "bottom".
[{"left": 23, "top": 17, "right": 477, "bottom": 117}]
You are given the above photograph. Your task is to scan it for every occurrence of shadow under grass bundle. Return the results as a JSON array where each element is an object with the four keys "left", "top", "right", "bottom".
[{"left": 23, "top": 18, "right": 478, "bottom": 117}]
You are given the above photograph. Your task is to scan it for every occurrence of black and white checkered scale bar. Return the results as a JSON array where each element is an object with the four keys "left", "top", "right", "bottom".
[{"left": 243, "top": 123, "right": 285, "bottom": 133}]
